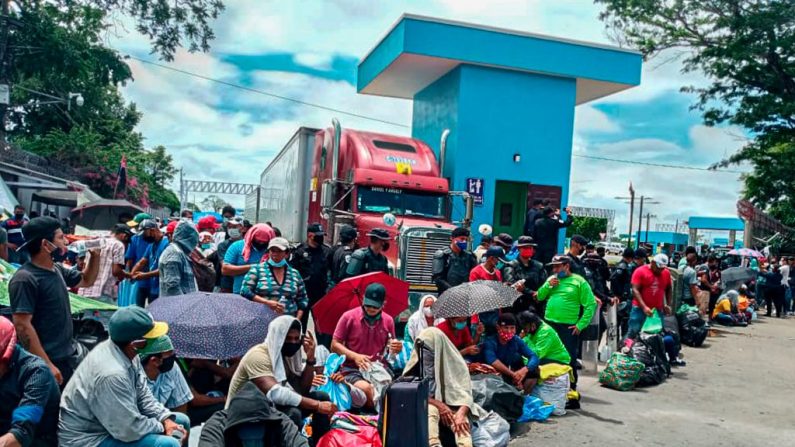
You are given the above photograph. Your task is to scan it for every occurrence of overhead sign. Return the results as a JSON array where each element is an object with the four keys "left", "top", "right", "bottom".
[{"left": 466, "top": 178, "right": 484, "bottom": 206}]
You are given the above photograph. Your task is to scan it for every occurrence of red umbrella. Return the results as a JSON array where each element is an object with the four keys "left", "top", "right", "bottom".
[{"left": 312, "top": 272, "right": 409, "bottom": 334}]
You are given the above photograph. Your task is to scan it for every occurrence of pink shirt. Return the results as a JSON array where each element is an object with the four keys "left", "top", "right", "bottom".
[
  {"left": 631, "top": 264, "right": 672, "bottom": 310},
  {"left": 333, "top": 307, "right": 395, "bottom": 367},
  {"left": 469, "top": 264, "right": 502, "bottom": 282}
]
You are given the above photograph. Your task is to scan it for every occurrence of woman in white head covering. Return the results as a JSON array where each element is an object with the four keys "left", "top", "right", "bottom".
[{"left": 405, "top": 295, "right": 441, "bottom": 344}]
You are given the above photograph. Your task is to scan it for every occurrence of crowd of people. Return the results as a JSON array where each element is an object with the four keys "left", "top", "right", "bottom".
[{"left": 0, "top": 202, "right": 784, "bottom": 447}]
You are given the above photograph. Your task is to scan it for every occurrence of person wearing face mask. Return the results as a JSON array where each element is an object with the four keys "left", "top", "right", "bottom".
[
  {"left": 566, "top": 234, "right": 588, "bottom": 278},
  {"left": 158, "top": 222, "right": 200, "bottom": 298},
  {"left": 59, "top": 306, "right": 189, "bottom": 447},
  {"left": 289, "top": 223, "right": 333, "bottom": 331},
  {"left": 222, "top": 223, "right": 275, "bottom": 294},
  {"left": 240, "top": 237, "right": 309, "bottom": 321},
  {"left": 481, "top": 313, "right": 539, "bottom": 394},
  {"left": 139, "top": 335, "right": 194, "bottom": 414},
  {"left": 328, "top": 224, "right": 358, "bottom": 288},
  {"left": 190, "top": 230, "right": 219, "bottom": 293},
  {"left": 436, "top": 316, "right": 483, "bottom": 358},
  {"left": 504, "top": 236, "right": 546, "bottom": 314},
  {"left": 343, "top": 228, "right": 391, "bottom": 279},
  {"left": 2, "top": 205, "right": 29, "bottom": 264},
  {"left": 517, "top": 311, "right": 571, "bottom": 367},
  {"left": 8, "top": 217, "right": 101, "bottom": 388},
  {"left": 405, "top": 295, "right": 441, "bottom": 344},
  {"left": 432, "top": 227, "right": 478, "bottom": 294},
  {"left": 216, "top": 217, "right": 244, "bottom": 293},
  {"left": 130, "top": 220, "right": 171, "bottom": 304},
  {"left": 469, "top": 246, "right": 506, "bottom": 337},
  {"left": 226, "top": 316, "right": 336, "bottom": 445}
]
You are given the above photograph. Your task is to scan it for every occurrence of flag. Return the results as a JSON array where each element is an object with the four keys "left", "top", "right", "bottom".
[
  {"left": 114, "top": 155, "right": 127, "bottom": 198},
  {"left": 628, "top": 181, "right": 635, "bottom": 195}
]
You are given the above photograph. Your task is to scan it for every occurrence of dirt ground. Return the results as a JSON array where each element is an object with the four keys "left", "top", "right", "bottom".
[{"left": 510, "top": 316, "right": 795, "bottom": 447}]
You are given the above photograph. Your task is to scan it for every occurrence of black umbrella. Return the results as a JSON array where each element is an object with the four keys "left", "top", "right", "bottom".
[
  {"left": 432, "top": 280, "right": 520, "bottom": 318},
  {"left": 70, "top": 199, "right": 144, "bottom": 230},
  {"left": 148, "top": 292, "right": 277, "bottom": 359}
]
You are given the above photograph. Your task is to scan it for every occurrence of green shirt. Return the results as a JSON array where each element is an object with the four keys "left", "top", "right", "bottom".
[
  {"left": 523, "top": 321, "right": 571, "bottom": 365},
  {"left": 537, "top": 273, "right": 597, "bottom": 331}
]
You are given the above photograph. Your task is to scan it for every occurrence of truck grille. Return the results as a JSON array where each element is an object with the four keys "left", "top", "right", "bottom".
[{"left": 403, "top": 232, "right": 450, "bottom": 291}]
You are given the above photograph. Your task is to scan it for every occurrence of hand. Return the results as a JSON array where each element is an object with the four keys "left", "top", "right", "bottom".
[
  {"left": 642, "top": 305, "right": 653, "bottom": 317},
  {"left": 663, "top": 305, "right": 672, "bottom": 316},
  {"left": 452, "top": 408, "right": 471, "bottom": 435},
  {"left": 49, "top": 363, "right": 63, "bottom": 385},
  {"left": 513, "top": 281, "right": 525, "bottom": 292},
  {"left": 475, "top": 323, "right": 485, "bottom": 336},
  {"left": 512, "top": 368, "right": 528, "bottom": 387},
  {"left": 265, "top": 300, "right": 285, "bottom": 314},
  {"left": 611, "top": 297, "right": 620, "bottom": 306},
  {"left": 0, "top": 432, "right": 22, "bottom": 447},
  {"left": 564, "top": 207, "right": 572, "bottom": 214},
  {"left": 163, "top": 418, "right": 185, "bottom": 438},
  {"left": 568, "top": 325, "right": 581, "bottom": 336},
  {"left": 460, "top": 345, "right": 480, "bottom": 356},
  {"left": 437, "top": 402, "right": 455, "bottom": 428},
  {"left": 389, "top": 340, "right": 403, "bottom": 355},
  {"left": 329, "top": 372, "right": 345, "bottom": 384},
  {"left": 354, "top": 354, "right": 372, "bottom": 371},
  {"left": 303, "top": 331, "right": 316, "bottom": 361},
  {"left": 88, "top": 248, "right": 101, "bottom": 258},
  {"left": 549, "top": 277, "right": 560, "bottom": 287},
  {"left": 311, "top": 375, "right": 327, "bottom": 387},
  {"left": 317, "top": 401, "right": 338, "bottom": 415},
  {"left": 131, "top": 272, "right": 145, "bottom": 281},
  {"left": 595, "top": 297, "right": 603, "bottom": 307}
]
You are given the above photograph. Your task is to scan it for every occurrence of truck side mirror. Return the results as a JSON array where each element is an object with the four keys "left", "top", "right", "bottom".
[{"left": 320, "top": 181, "right": 334, "bottom": 209}]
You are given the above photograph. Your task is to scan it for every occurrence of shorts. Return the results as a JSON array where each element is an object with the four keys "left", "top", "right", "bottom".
[{"left": 340, "top": 366, "right": 366, "bottom": 385}]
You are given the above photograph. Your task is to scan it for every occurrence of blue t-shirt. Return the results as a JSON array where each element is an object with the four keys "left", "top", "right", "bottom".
[
  {"left": 145, "top": 238, "right": 170, "bottom": 296},
  {"left": 223, "top": 240, "right": 267, "bottom": 294},
  {"left": 125, "top": 234, "right": 152, "bottom": 289},
  {"left": 483, "top": 335, "right": 539, "bottom": 371}
]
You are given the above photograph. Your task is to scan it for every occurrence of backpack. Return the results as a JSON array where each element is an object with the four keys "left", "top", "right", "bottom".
[{"left": 190, "top": 249, "right": 217, "bottom": 292}]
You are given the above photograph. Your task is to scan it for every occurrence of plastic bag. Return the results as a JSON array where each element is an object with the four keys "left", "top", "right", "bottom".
[
  {"left": 530, "top": 374, "right": 569, "bottom": 416},
  {"left": 314, "top": 354, "right": 352, "bottom": 412},
  {"left": 471, "top": 374, "right": 524, "bottom": 422},
  {"left": 641, "top": 309, "right": 663, "bottom": 334},
  {"left": 317, "top": 426, "right": 382, "bottom": 447},
  {"left": 517, "top": 396, "right": 555, "bottom": 422},
  {"left": 471, "top": 411, "right": 510, "bottom": 447},
  {"left": 388, "top": 341, "right": 412, "bottom": 372},
  {"left": 630, "top": 333, "right": 670, "bottom": 387},
  {"left": 598, "top": 352, "right": 644, "bottom": 391},
  {"left": 117, "top": 279, "right": 138, "bottom": 307},
  {"left": 360, "top": 362, "right": 393, "bottom": 411}
]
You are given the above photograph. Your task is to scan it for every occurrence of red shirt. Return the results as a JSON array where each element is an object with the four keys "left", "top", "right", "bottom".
[
  {"left": 469, "top": 264, "right": 502, "bottom": 282},
  {"left": 631, "top": 264, "right": 672, "bottom": 310},
  {"left": 333, "top": 307, "right": 395, "bottom": 367},
  {"left": 436, "top": 320, "right": 474, "bottom": 350}
]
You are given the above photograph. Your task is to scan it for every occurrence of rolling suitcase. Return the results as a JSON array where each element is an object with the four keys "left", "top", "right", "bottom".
[{"left": 379, "top": 339, "right": 430, "bottom": 447}]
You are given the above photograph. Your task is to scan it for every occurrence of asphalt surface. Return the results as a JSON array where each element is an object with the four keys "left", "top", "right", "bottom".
[{"left": 510, "top": 315, "right": 795, "bottom": 447}]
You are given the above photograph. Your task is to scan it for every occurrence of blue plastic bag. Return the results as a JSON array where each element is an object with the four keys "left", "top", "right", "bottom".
[
  {"left": 314, "top": 353, "right": 352, "bottom": 412},
  {"left": 117, "top": 280, "right": 138, "bottom": 307},
  {"left": 517, "top": 396, "right": 555, "bottom": 423},
  {"left": 389, "top": 341, "right": 412, "bottom": 372}
]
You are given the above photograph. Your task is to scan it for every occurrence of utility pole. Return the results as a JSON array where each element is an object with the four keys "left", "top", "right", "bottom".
[
  {"left": 0, "top": 0, "right": 12, "bottom": 146},
  {"left": 637, "top": 196, "right": 645, "bottom": 249},
  {"left": 615, "top": 182, "right": 635, "bottom": 248},
  {"left": 644, "top": 213, "right": 657, "bottom": 244}
]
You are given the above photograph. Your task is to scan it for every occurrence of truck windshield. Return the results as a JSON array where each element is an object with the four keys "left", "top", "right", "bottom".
[{"left": 357, "top": 186, "right": 446, "bottom": 219}]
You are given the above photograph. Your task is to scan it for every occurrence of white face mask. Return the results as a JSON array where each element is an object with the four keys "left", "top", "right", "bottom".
[
  {"left": 228, "top": 228, "right": 242, "bottom": 240},
  {"left": 422, "top": 307, "right": 434, "bottom": 318}
]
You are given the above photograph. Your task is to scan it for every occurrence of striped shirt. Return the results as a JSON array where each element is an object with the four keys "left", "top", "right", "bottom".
[
  {"left": 79, "top": 238, "right": 125, "bottom": 299},
  {"left": 240, "top": 263, "right": 308, "bottom": 316}
]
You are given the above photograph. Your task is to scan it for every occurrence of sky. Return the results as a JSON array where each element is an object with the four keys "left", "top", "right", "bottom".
[{"left": 109, "top": 0, "right": 749, "bottom": 234}]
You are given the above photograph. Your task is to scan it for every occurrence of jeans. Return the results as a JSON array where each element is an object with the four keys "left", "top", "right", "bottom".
[
  {"left": 662, "top": 335, "right": 679, "bottom": 362},
  {"left": 547, "top": 321, "right": 580, "bottom": 389},
  {"left": 98, "top": 413, "right": 190, "bottom": 447},
  {"left": 786, "top": 287, "right": 792, "bottom": 313}
]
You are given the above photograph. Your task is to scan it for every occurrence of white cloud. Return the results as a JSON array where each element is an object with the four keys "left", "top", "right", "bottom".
[{"left": 574, "top": 105, "right": 621, "bottom": 133}]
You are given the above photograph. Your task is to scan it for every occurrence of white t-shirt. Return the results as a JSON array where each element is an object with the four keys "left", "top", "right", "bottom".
[{"left": 780, "top": 264, "right": 790, "bottom": 286}]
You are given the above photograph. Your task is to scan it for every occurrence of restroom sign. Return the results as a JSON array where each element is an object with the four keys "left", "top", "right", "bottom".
[{"left": 466, "top": 178, "right": 484, "bottom": 206}]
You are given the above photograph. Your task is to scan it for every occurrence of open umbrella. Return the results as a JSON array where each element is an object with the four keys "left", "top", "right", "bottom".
[
  {"left": 148, "top": 292, "right": 276, "bottom": 359},
  {"left": 727, "top": 248, "right": 764, "bottom": 258},
  {"left": 312, "top": 272, "right": 409, "bottom": 334},
  {"left": 70, "top": 199, "right": 144, "bottom": 230},
  {"left": 432, "top": 280, "right": 519, "bottom": 319}
]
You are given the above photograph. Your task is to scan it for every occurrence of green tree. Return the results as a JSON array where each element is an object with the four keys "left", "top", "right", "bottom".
[
  {"left": 595, "top": 0, "right": 795, "bottom": 225},
  {"left": 566, "top": 216, "right": 608, "bottom": 242},
  {"left": 201, "top": 195, "right": 226, "bottom": 212}
]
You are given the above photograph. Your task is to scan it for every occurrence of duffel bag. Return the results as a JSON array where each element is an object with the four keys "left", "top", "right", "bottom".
[
  {"left": 471, "top": 374, "right": 523, "bottom": 423},
  {"left": 599, "top": 352, "right": 645, "bottom": 391}
]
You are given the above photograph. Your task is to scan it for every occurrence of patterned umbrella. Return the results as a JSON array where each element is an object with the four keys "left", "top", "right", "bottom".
[
  {"left": 432, "top": 280, "right": 520, "bottom": 319},
  {"left": 148, "top": 292, "right": 276, "bottom": 359},
  {"left": 727, "top": 248, "right": 764, "bottom": 258}
]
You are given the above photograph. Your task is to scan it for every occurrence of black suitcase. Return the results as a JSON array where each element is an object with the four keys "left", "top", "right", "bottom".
[{"left": 379, "top": 339, "right": 430, "bottom": 447}]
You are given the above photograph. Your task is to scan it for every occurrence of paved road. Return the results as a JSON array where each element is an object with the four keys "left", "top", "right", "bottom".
[{"left": 510, "top": 316, "right": 795, "bottom": 446}]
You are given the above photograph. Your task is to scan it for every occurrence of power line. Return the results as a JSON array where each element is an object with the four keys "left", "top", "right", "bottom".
[
  {"left": 125, "top": 55, "right": 409, "bottom": 129},
  {"left": 573, "top": 154, "right": 747, "bottom": 174}
]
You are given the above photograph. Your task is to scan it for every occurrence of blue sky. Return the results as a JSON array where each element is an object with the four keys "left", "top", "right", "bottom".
[{"left": 111, "top": 0, "right": 749, "bottom": 233}]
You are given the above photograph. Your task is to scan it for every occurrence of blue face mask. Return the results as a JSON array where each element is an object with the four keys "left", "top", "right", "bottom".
[
  {"left": 496, "top": 261, "right": 505, "bottom": 270},
  {"left": 557, "top": 271, "right": 568, "bottom": 279},
  {"left": 453, "top": 321, "right": 467, "bottom": 330},
  {"left": 268, "top": 258, "right": 288, "bottom": 268},
  {"left": 455, "top": 241, "right": 468, "bottom": 251},
  {"left": 201, "top": 243, "right": 212, "bottom": 250}
]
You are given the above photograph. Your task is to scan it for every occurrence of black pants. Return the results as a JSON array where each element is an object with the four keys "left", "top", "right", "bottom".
[
  {"left": 278, "top": 391, "right": 331, "bottom": 445},
  {"left": 51, "top": 357, "right": 75, "bottom": 390},
  {"left": 767, "top": 288, "right": 785, "bottom": 317},
  {"left": 707, "top": 293, "right": 720, "bottom": 320},
  {"left": 187, "top": 402, "right": 225, "bottom": 426},
  {"left": 547, "top": 321, "right": 579, "bottom": 390},
  {"left": 136, "top": 287, "right": 151, "bottom": 308}
]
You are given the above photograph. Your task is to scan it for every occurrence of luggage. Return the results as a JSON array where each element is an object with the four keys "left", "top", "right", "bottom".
[
  {"left": 599, "top": 352, "right": 645, "bottom": 391},
  {"left": 318, "top": 427, "right": 382, "bottom": 447},
  {"left": 471, "top": 374, "right": 524, "bottom": 422},
  {"left": 678, "top": 311, "right": 708, "bottom": 347},
  {"left": 378, "top": 340, "right": 429, "bottom": 447},
  {"left": 630, "top": 333, "right": 670, "bottom": 387}
]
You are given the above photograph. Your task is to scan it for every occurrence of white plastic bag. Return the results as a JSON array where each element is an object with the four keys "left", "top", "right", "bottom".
[
  {"left": 530, "top": 374, "right": 569, "bottom": 416},
  {"left": 471, "top": 411, "right": 510, "bottom": 447}
]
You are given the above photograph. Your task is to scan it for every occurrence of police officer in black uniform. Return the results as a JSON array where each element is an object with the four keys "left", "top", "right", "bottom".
[
  {"left": 610, "top": 247, "right": 636, "bottom": 338},
  {"left": 432, "top": 227, "right": 477, "bottom": 294},
  {"left": 503, "top": 236, "right": 546, "bottom": 314},
  {"left": 329, "top": 224, "right": 358, "bottom": 287},
  {"left": 290, "top": 223, "right": 333, "bottom": 330},
  {"left": 343, "top": 228, "right": 390, "bottom": 278},
  {"left": 567, "top": 234, "right": 588, "bottom": 277}
]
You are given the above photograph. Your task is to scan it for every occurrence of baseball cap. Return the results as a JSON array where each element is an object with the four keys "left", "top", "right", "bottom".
[
  {"left": 634, "top": 248, "right": 648, "bottom": 259},
  {"left": 197, "top": 215, "right": 220, "bottom": 232},
  {"left": 112, "top": 224, "right": 133, "bottom": 237},
  {"left": 127, "top": 213, "right": 152, "bottom": 228},
  {"left": 484, "top": 246, "right": 506, "bottom": 260},
  {"left": 547, "top": 254, "right": 571, "bottom": 266},
  {"left": 516, "top": 236, "right": 537, "bottom": 247},
  {"left": 17, "top": 217, "right": 61, "bottom": 252},
  {"left": 367, "top": 228, "right": 391, "bottom": 240},
  {"left": 363, "top": 283, "right": 386, "bottom": 308},
  {"left": 652, "top": 253, "right": 669, "bottom": 268},
  {"left": 570, "top": 234, "right": 589, "bottom": 246},
  {"left": 307, "top": 223, "right": 326, "bottom": 235},
  {"left": 451, "top": 227, "right": 470, "bottom": 239},
  {"left": 108, "top": 306, "right": 168, "bottom": 344},
  {"left": 339, "top": 225, "right": 357, "bottom": 241},
  {"left": 494, "top": 233, "right": 513, "bottom": 249},
  {"left": 622, "top": 247, "right": 635, "bottom": 258},
  {"left": 165, "top": 220, "right": 178, "bottom": 235},
  {"left": 268, "top": 237, "right": 290, "bottom": 251},
  {"left": 137, "top": 334, "right": 174, "bottom": 359},
  {"left": 139, "top": 219, "right": 159, "bottom": 231}
]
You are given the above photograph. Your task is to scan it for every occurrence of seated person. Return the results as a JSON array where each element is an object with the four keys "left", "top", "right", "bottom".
[
  {"left": 0, "top": 317, "right": 60, "bottom": 447},
  {"left": 404, "top": 327, "right": 480, "bottom": 447},
  {"left": 331, "top": 283, "right": 402, "bottom": 408},
  {"left": 436, "top": 316, "right": 482, "bottom": 358},
  {"left": 226, "top": 316, "right": 335, "bottom": 445},
  {"left": 517, "top": 311, "right": 571, "bottom": 366},
  {"left": 481, "top": 313, "right": 539, "bottom": 394},
  {"left": 59, "top": 306, "right": 189, "bottom": 447},
  {"left": 712, "top": 291, "right": 747, "bottom": 327},
  {"left": 738, "top": 285, "right": 755, "bottom": 321},
  {"left": 405, "top": 295, "right": 438, "bottom": 344}
]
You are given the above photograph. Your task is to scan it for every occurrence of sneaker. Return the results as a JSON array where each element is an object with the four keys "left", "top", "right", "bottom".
[
  {"left": 565, "top": 399, "right": 581, "bottom": 410},
  {"left": 670, "top": 359, "right": 687, "bottom": 367}
]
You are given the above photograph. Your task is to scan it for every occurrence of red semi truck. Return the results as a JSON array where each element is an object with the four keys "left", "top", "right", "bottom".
[{"left": 246, "top": 120, "right": 472, "bottom": 319}]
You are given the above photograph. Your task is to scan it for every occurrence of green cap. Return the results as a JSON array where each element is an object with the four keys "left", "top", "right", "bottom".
[
  {"left": 127, "top": 213, "right": 152, "bottom": 228},
  {"left": 109, "top": 306, "right": 168, "bottom": 343},
  {"left": 137, "top": 335, "right": 174, "bottom": 359},
  {"left": 363, "top": 283, "right": 386, "bottom": 308}
]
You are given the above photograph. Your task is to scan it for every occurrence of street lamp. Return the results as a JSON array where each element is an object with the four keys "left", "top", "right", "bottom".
[{"left": 12, "top": 86, "right": 84, "bottom": 110}]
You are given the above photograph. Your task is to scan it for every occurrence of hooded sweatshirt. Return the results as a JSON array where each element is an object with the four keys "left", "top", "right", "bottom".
[{"left": 159, "top": 221, "right": 199, "bottom": 297}]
